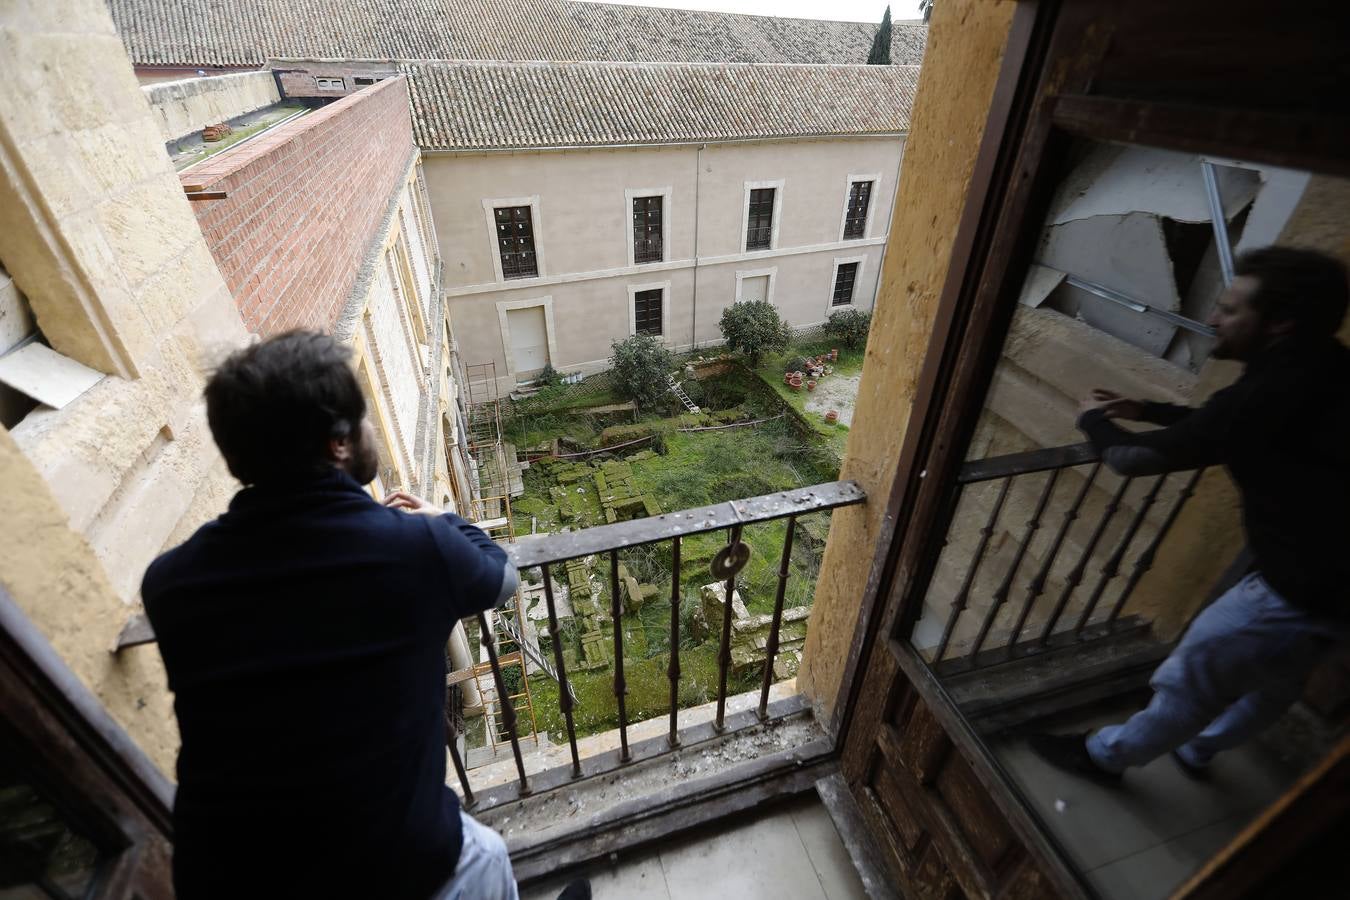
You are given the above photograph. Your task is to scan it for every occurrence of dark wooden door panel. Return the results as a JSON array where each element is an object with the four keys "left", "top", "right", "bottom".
[{"left": 856, "top": 679, "right": 1047, "bottom": 900}]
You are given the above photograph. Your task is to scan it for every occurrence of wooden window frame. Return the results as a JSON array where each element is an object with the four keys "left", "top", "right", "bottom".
[
  {"left": 742, "top": 180, "right": 783, "bottom": 252},
  {"left": 481, "top": 196, "right": 545, "bottom": 283},
  {"left": 0, "top": 587, "right": 174, "bottom": 899},
  {"left": 626, "top": 187, "right": 672, "bottom": 267},
  {"left": 633, "top": 288, "right": 664, "bottom": 337},
  {"left": 830, "top": 259, "right": 862, "bottom": 308},
  {"left": 840, "top": 175, "right": 880, "bottom": 241}
]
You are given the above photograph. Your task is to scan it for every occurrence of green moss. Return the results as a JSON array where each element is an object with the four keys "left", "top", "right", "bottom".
[
  {"left": 496, "top": 363, "right": 843, "bottom": 744},
  {"left": 529, "top": 629, "right": 757, "bottom": 743}
]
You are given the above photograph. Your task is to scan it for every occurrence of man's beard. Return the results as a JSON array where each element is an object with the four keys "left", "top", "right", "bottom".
[{"left": 348, "top": 435, "right": 380, "bottom": 485}]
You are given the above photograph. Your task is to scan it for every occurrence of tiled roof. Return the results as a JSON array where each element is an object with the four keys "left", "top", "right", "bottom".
[
  {"left": 400, "top": 60, "right": 920, "bottom": 150},
  {"left": 568, "top": 3, "right": 927, "bottom": 65},
  {"left": 108, "top": 0, "right": 926, "bottom": 67}
]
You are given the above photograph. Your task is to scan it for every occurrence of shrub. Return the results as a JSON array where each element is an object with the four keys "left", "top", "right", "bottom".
[
  {"left": 718, "top": 300, "right": 792, "bottom": 366},
  {"left": 824, "top": 308, "right": 872, "bottom": 349},
  {"left": 609, "top": 334, "right": 674, "bottom": 409},
  {"left": 536, "top": 363, "right": 564, "bottom": 386}
]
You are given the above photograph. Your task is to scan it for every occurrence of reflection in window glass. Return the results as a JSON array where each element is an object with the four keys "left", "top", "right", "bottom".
[
  {"left": 0, "top": 774, "right": 106, "bottom": 900},
  {"left": 901, "top": 137, "right": 1340, "bottom": 900}
]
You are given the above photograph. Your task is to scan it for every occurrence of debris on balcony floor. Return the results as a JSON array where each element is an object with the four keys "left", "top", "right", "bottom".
[{"left": 520, "top": 794, "right": 866, "bottom": 900}]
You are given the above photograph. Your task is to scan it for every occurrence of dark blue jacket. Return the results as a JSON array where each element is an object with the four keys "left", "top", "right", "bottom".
[
  {"left": 1079, "top": 336, "right": 1350, "bottom": 620},
  {"left": 142, "top": 469, "right": 509, "bottom": 898}
]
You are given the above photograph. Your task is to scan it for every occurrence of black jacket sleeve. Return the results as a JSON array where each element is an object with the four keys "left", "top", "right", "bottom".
[
  {"left": 1138, "top": 400, "right": 1194, "bottom": 427},
  {"left": 1078, "top": 386, "right": 1236, "bottom": 473},
  {"left": 424, "top": 513, "right": 517, "bottom": 616}
]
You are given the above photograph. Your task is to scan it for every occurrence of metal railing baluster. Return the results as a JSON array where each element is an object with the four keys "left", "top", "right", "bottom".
[
  {"left": 609, "top": 550, "right": 630, "bottom": 763},
  {"left": 667, "top": 536, "right": 682, "bottom": 748},
  {"left": 1075, "top": 475, "right": 1167, "bottom": 635},
  {"left": 444, "top": 718, "right": 476, "bottom": 809},
  {"left": 1105, "top": 469, "right": 1205, "bottom": 627},
  {"left": 1039, "top": 475, "right": 1132, "bottom": 645},
  {"left": 540, "top": 563, "right": 582, "bottom": 778},
  {"left": 1009, "top": 464, "right": 1099, "bottom": 646},
  {"left": 967, "top": 470, "right": 1060, "bottom": 664},
  {"left": 759, "top": 516, "right": 797, "bottom": 720},
  {"left": 477, "top": 609, "right": 530, "bottom": 794},
  {"left": 934, "top": 478, "right": 1007, "bottom": 663},
  {"left": 714, "top": 524, "right": 745, "bottom": 732}
]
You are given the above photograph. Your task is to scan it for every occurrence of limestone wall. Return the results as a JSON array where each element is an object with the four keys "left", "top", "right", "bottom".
[
  {"left": 0, "top": 0, "right": 250, "bottom": 773},
  {"left": 142, "top": 70, "right": 280, "bottom": 143},
  {"left": 797, "top": 0, "right": 1018, "bottom": 723}
]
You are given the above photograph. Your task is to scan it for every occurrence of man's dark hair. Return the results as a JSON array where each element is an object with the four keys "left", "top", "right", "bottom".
[
  {"left": 1235, "top": 246, "right": 1349, "bottom": 338},
  {"left": 205, "top": 331, "right": 366, "bottom": 485}
]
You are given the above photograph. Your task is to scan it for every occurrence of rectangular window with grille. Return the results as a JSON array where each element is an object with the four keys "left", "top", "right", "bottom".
[
  {"left": 494, "top": 206, "right": 538, "bottom": 279},
  {"left": 634, "top": 288, "right": 663, "bottom": 336},
  {"left": 832, "top": 262, "right": 859, "bottom": 306},
  {"left": 633, "top": 196, "right": 664, "bottom": 263},
  {"left": 844, "top": 181, "right": 873, "bottom": 239},
  {"left": 746, "top": 188, "right": 775, "bottom": 251}
]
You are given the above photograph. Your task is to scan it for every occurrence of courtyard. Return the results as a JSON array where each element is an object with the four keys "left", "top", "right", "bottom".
[{"left": 489, "top": 344, "right": 863, "bottom": 745}]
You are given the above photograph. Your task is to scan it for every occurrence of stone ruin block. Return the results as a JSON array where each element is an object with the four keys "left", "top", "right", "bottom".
[{"left": 702, "top": 581, "right": 749, "bottom": 621}]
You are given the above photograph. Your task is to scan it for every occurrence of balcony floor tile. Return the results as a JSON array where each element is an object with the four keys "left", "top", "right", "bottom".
[{"left": 520, "top": 794, "right": 864, "bottom": 900}]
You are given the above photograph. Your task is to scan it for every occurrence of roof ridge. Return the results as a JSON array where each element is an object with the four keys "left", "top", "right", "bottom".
[
  {"left": 565, "top": 0, "right": 925, "bottom": 29},
  {"left": 388, "top": 58, "right": 923, "bottom": 70}
]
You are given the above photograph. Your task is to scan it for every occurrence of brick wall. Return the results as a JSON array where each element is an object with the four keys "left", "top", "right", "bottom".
[{"left": 181, "top": 76, "right": 413, "bottom": 334}]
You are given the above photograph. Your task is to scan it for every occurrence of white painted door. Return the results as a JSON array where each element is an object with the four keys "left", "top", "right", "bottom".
[
  {"left": 741, "top": 275, "right": 770, "bottom": 303},
  {"left": 506, "top": 306, "right": 549, "bottom": 376}
]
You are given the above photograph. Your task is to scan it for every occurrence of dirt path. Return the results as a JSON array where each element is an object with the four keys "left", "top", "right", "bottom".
[{"left": 803, "top": 372, "right": 861, "bottom": 426}]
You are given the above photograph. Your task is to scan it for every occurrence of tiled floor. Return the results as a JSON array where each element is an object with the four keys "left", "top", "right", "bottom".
[
  {"left": 996, "top": 707, "right": 1297, "bottom": 900},
  {"left": 520, "top": 795, "right": 866, "bottom": 900}
]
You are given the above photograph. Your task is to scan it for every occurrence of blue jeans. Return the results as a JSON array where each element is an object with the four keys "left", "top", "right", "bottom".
[
  {"left": 434, "top": 811, "right": 519, "bottom": 900},
  {"left": 1087, "top": 573, "right": 1346, "bottom": 773}
]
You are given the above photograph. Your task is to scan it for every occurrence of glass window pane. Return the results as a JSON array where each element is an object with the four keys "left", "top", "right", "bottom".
[{"left": 0, "top": 774, "right": 107, "bottom": 900}]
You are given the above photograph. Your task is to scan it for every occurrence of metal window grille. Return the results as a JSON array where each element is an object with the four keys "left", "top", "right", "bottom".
[
  {"left": 634, "top": 288, "right": 663, "bottom": 336},
  {"left": 494, "top": 206, "right": 538, "bottom": 279},
  {"left": 633, "top": 196, "right": 664, "bottom": 263},
  {"left": 844, "top": 181, "right": 872, "bottom": 239},
  {"left": 746, "top": 188, "right": 775, "bottom": 251},
  {"left": 832, "top": 262, "right": 859, "bottom": 306}
]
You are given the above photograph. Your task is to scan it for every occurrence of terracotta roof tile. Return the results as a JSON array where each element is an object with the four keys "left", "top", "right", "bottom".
[
  {"left": 108, "top": 0, "right": 926, "bottom": 67},
  {"left": 399, "top": 60, "right": 919, "bottom": 150}
]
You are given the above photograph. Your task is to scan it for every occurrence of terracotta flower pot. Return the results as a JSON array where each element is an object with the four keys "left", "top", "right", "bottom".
[
  {"left": 830, "top": 349, "right": 839, "bottom": 361},
  {"left": 789, "top": 382, "right": 802, "bottom": 392},
  {"left": 806, "top": 380, "right": 817, "bottom": 391},
  {"left": 824, "top": 410, "right": 839, "bottom": 424}
]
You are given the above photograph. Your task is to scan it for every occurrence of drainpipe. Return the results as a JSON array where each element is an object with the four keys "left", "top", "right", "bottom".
[
  {"left": 691, "top": 143, "right": 704, "bottom": 352},
  {"left": 448, "top": 624, "right": 481, "bottom": 709},
  {"left": 871, "top": 138, "right": 906, "bottom": 308}
]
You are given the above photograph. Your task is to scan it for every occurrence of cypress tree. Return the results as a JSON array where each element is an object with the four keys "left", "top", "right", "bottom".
[{"left": 867, "top": 5, "right": 892, "bottom": 65}]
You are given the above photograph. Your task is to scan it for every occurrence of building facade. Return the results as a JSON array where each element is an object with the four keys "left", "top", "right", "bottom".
[
  {"left": 401, "top": 60, "right": 918, "bottom": 391},
  {"left": 157, "top": 74, "right": 476, "bottom": 511}
]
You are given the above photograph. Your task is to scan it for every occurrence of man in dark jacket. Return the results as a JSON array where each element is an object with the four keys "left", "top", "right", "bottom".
[
  {"left": 1031, "top": 246, "right": 1350, "bottom": 782},
  {"left": 142, "top": 332, "right": 521, "bottom": 898}
]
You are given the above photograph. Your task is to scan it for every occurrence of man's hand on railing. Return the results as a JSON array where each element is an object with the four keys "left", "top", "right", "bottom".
[
  {"left": 383, "top": 491, "right": 444, "bottom": 516},
  {"left": 1080, "top": 388, "right": 1145, "bottom": 421}
]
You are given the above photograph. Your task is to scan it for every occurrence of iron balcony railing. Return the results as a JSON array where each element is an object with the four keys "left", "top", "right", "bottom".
[
  {"left": 444, "top": 480, "right": 865, "bottom": 807},
  {"left": 918, "top": 441, "right": 1204, "bottom": 672},
  {"left": 634, "top": 237, "right": 663, "bottom": 264},
  {"left": 114, "top": 480, "right": 866, "bottom": 811}
]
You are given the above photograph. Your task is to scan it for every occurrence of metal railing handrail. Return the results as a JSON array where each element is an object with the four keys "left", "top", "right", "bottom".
[
  {"left": 929, "top": 440, "right": 1205, "bottom": 669},
  {"left": 958, "top": 441, "right": 1100, "bottom": 485},
  {"left": 117, "top": 479, "right": 868, "bottom": 812},
  {"left": 506, "top": 480, "right": 865, "bottom": 569}
]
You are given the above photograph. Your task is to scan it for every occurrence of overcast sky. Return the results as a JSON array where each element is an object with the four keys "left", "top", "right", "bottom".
[{"left": 574, "top": 0, "right": 923, "bottom": 25}]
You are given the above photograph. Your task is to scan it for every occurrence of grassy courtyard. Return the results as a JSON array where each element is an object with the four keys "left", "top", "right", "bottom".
[{"left": 497, "top": 361, "right": 850, "bottom": 744}]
